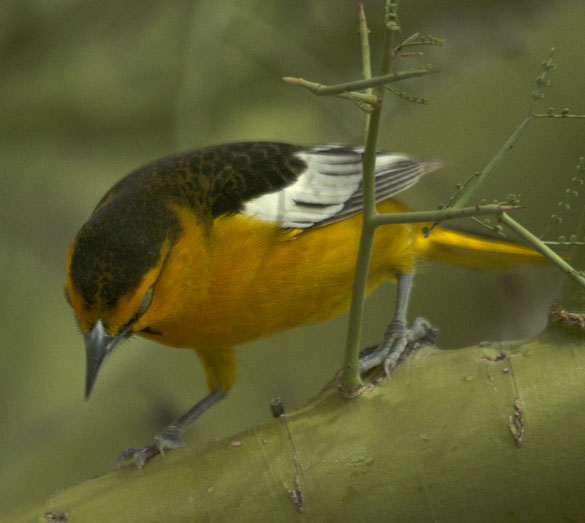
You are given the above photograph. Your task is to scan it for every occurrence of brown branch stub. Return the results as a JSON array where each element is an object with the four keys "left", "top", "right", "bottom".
[
  {"left": 508, "top": 397, "right": 524, "bottom": 448},
  {"left": 548, "top": 304, "right": 585, "bottom": 330},
  {"left": 281, "top": 76, "right": 301, "bottom": 85},
  {"left": 45, "top": 512, "right": 69, "bottom": 522},
  {"left": 270, "top": 397, "right": 285, "bottom": 418},
  {"left": 287, "top": 468, "right": 304, "bottom": 513},
  {"left": 358, "top": 2, "right": 366, "bottom": 22}
]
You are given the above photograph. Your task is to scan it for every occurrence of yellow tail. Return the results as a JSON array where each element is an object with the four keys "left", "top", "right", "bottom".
[{"left": 415, "top": 227, "right": 547, "bottom": 271}]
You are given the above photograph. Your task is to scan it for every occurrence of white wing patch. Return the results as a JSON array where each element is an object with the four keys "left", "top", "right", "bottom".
[{"left": 242, "top": 145, "right": 441, "bottom": 229}]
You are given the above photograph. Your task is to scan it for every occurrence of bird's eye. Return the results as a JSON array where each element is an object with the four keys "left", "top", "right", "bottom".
[
  {"left": 64, "top": 285, "right": 72, "bottom": 306},
  {"left": 138, "top": 287, "right": 154, "bottom": 316}
]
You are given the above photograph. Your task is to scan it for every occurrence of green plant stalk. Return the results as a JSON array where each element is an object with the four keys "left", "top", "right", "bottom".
[
  {"left": 316, "top": 69, "right": 435, "bottom": 95},
  {"left": 340, "top": 109, "right": 383, "bottom": 392},
  {"left": 499, "top": 212, "right": 585, "bottom": 290},
  {"left": 359, "top": 2, "right": 373, "bottom": 134},
  {"left": 335, "top": 91, "right": 381, "bottom": 106},
  {"left": 370, "top": 203, "right": 520, "bottom": 227},
  {"left": 556, "top": 200, "right": 585, "bottom": 313},
  {"left": 282, "top": 68, "right": 436, "bottom": 97},
  {"left": 398, "top": 39, "right": 444, "bottom": 48},
  {"left": 453, "top": 115, "right": 533, "bottom": 210},
  {"left": 340, "top": 1, "right": 397, "bottom": 394},
  {"left": 533, "top": 113, "right": 585, "bottom": 118},
  {"left": 452, "top": 113, "right": 585, "bottom": 212},
  {"left": 545, "top": 241, "right": 585, "bottom": 246}
]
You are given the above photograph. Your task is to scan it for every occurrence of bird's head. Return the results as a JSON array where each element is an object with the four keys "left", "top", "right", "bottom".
[{"left": 64, "top": 198, "right": 180, "bottom": 400}]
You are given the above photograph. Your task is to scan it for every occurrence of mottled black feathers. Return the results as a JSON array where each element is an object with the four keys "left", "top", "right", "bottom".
[
  {"left": 70, "top": 142, "right": 307, "bottom": 307},
  {"left": 96, "top": 142, "right": 306, "bottom": 219}
]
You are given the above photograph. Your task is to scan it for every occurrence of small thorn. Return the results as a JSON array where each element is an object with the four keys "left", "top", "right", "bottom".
[{"left": 282, "top": 76, "right": 300, "bottom": 85}]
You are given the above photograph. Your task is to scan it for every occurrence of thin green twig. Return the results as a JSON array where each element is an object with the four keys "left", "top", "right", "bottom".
[
  {"left": 544, "top": 241, "right": 585, "bottom": 246},
  {"left": 282, "top": 68, "right": 436, "bottom": 98},
  {"left": 533, "top": 113, "right": 585, "bottom": 118},
  {"left": 450, "top": 115, "right": 533, "bottom": 210},
  {"left": 555, "top": 177, "right": 585, "bottom": 313},
  {"left": 370, "top": 204, "right": 521, "bottom": 227},
  {"left": 500, "top": 212, "right": 585, "bottom": 289},
  {"left": 359, "top": 3, "right": 373, "bottom": 134}
]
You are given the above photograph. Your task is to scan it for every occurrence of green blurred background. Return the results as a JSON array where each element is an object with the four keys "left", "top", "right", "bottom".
[{"left": 1, "top": 0, "right": 584, "bottom": 514}]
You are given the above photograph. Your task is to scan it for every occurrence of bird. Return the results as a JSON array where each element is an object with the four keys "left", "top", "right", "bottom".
[{"left": 64, "top": 141, "right": 545, "bottom": 468}]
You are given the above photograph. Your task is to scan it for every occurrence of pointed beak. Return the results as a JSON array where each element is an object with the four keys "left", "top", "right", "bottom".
[{"left": 84, "top": 319, "right": 126, "bottom": 401}]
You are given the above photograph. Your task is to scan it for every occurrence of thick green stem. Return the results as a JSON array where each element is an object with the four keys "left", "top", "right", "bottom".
[
  {"left": 11, "top": 336, "right": 585, "bottom": 523},
  {"left": 340, "top": 100, "right": 384, "bottom": 394},
  {"left": 340, "top": 1, "right": 398, "bottom": 394},
  {"left": 340, "top": 219, "right": 376, "bottom": 393}
]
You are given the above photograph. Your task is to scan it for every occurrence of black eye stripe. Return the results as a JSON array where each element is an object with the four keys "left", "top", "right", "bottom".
[
  {"left": 141, "top": 326, "right": 162, "bottom": 335},
  {"left": 122, "top": 287, "right": 155, "bottom": 332}
]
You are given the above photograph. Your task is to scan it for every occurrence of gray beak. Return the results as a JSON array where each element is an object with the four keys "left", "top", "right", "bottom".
[{"left": 84, "top": 319, "right": 126, "bottom": 400}]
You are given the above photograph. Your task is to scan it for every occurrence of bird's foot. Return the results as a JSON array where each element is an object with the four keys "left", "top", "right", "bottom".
[
  {"left": 358, "top": 317, "right": 438, "bottom": 377},
  {"left": 117, "top": 427, "right": 186, "bottom": 471}
]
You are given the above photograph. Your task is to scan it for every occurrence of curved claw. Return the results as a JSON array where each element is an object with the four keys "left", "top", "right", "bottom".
[
  {"left": 382, "top": 334, "right": 408, "bottom": 376},
  {"left": 359, "top": 316, "right": 437, "bottom": 376},
  {"left": 117, "top": 431, "right": 186, "bottom": 471},
  {"left": 117, "top": 443, "right": 159, "bottom": 471},
  {"left": 153, "top": 429, "right": 187, "bottom": 456}
]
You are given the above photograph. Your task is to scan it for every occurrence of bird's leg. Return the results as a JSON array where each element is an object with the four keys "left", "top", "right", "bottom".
[
  {"left": 358, "top": 272, "right": 437, "bottom": 376},
  {"left": 118, "top": 389, "right": 226, "bottom": 470}
]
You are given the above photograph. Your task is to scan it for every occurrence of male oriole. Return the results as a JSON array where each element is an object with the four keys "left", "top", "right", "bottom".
[{"left": 65, "top": 141, "right": 545, "bottom": 468}]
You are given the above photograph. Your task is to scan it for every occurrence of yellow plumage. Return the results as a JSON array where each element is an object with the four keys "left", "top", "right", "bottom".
[
  {"left": 128, "top": 200, "right": 545, "bottom": 392},
  {"left": 64, "top": 142, "right": 546, "bottom": 467}
]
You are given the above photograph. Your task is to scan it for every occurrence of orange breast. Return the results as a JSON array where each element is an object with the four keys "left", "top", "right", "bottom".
[{"left": 136, "top": 200, "right": 417, "bottom": 350}]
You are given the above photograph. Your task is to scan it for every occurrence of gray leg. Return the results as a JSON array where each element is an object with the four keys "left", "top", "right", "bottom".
[
  {"left": 118, "top": 389, "right": 226, "bottom": 470},
  {"left": 359, "top": 272, "right": 436, "bottom": 376}
]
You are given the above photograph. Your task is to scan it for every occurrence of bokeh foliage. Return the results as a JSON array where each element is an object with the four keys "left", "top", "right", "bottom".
[{"left": 1, "top": 0, "right": 583, "bottom": 514}]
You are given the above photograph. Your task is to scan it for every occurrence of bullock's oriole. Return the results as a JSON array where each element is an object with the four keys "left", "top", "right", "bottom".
[{"left": 65, "top": 142, "right": 545, "bottom": 468}]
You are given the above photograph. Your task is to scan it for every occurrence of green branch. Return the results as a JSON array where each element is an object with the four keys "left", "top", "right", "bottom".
[
  {"left": 359, "top": 2, "right": 373, "bottom": 133},
  {"left": 396, "top": 32, "right": 445, "bottom": 50},
  {"left": 282, "top": 68, "right": 436, "bottom": 99},
  {"left": 500, "top": 212, "right": 585, "bottom": 289},
  {"left": 339, "top": 4, "right": 387, "bottom": 394},
  {"left": 451, "top": 115, "right": 534, "bottom": 210},
  {"left": 10, "top": 334, "right": 585, "bottom": 522},
  {"left": 533, "top": 113, "right": 585, "bottom": 118},
  {"left": 370, "top": 203, "right": 521, "bottom": 227}
]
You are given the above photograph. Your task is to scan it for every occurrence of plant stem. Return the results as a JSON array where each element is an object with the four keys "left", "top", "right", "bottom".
[
  {"left": 452, "top": 115, "right": 533, "bottom": 209},
  {"left": 499, "top": 212, "right": 585, "bottom": 290},
  {"left": 371, "top": 204, "right": 521, "bottom": 227},
  {"left": 340, "top": 0, "right": 398, "bottom": 394},
  {"left": 359, "top": 3, "right": 373, "bottom": 135},
  {"left": 282, "top": 69, "right": 436, "bottom": 98},
  {"left": 533, "top": 113, "right": 585, "bottom": 119},
  {"left": 555, "top": 200, "right": 585, "bottom": 313}
]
